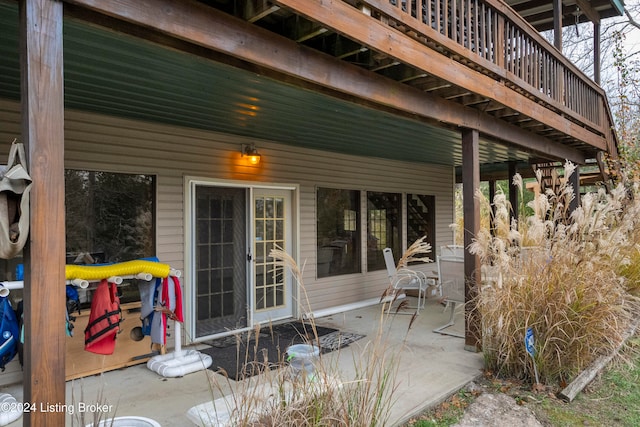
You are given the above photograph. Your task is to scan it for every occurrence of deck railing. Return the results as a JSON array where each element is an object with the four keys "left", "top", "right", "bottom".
[{"left": 368, "top": 0, "right": 607, "bottom": 131}]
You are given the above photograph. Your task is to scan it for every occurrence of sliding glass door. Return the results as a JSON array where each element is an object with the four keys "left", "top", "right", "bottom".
[
  {"left": 188, "top": 182, "right": 295, "bottom": 340},
  {"left": 193, "top": 186, "right": 247, "bottom": 338}
]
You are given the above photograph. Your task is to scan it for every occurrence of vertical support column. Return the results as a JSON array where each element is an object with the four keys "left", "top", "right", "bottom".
[
  {"left": 508, "top": 161, "right": 518, "bottom": 222},
  {"left": 496, "top": 15, "right": 505, "bottom": 68},
  {"left": 593, "top": 22, "right": 601, "bottom": 85},
  {"left": 552, "top": 0, "right": 563, "bottom": 103},
  {"left": 19, "top": 1, "right": 66, "bottom": 425},
  {"left": 488, "top": 180, "right": 496, "bottom": 236},
  {"left": 462, "top": 128, "right": 481, "bottom": 352},
  {"left": 553, "top": 0, "right": 562, "bottom": 51},
  {"left": 569, "top": 165, "right": 581, "bottom": 212}
]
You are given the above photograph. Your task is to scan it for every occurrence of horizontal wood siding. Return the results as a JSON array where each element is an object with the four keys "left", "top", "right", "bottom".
[{"left": 0, "top": 98, "right": 454, "bottom": 316}]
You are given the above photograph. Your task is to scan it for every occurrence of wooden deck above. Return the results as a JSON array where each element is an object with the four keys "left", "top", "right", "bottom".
[
  {"left": 193, "top": 0, "right": 618, "bottom": 163},
  {"left": 31, "top": 0, "right": 617, "bottom": 170}
]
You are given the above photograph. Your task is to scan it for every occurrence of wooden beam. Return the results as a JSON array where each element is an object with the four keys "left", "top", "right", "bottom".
[
  {"left": 553, "top": 0, "right": 563, "bottom": 51},
  {"left": 594, "top": 22, "right": 601, "bottom": 85},
  {"left": 296, "top": 26, "right": 328, "bottom": 43},
  {"left": 367, "top": 0, "right": 604, "bottom": 136},
  {"left": 569, "top": 165, "right": 581, "bottom": 212},
  {"left": 290, "top": 16, "right": 328, "bottom": 42},
  {"left": 574, "top": 0, "right": 601, "bottom": 24},
  {"left": 559, "top": 315, "right": 640, "bottom": 402},
  {"left": 369, "top": 58, "right": 400, "bottom": 72},
  {"left": 462, "top": 128, "right": 481, "bottom": 352},
  {"left": 508, "top": 161, "right": 518, "bottom": 221},
  {"left": 335, "top": 46, "right": 368, "bottom": 59},
  {"left": 63, "top": 0, "right": 589, "bottom": 163},
  {"left": 489, "top": 180, "right": 496, "bottom": 236},
  {"left": 19, "top": 0, "right": 66, "bottom": 425},
  {"left": 245, "top": 1, "right": 280, "bottom": 23},
  {"left": 273, "top": 0, "right": 606, "bottom": 149}
]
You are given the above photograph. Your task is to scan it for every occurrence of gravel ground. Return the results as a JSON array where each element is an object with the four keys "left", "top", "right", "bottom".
[{"left": 452, "top": 389, "right": 543, "bottom": 427}]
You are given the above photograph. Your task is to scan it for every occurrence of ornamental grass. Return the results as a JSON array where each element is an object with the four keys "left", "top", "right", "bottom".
[
  {"left": 469, "top": 162, "right": 640, "bottom": 385},
  {"left": 201, "top": 246, "right": 411, "bottom": 426}
]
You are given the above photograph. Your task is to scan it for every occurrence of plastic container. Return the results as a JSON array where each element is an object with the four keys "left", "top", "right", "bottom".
[
  {"left": 86, "top": 416, "right": 161, "bottom": 427},
  {"left": 286, "top": 344, "right": 320, "bottom": 377},
  {"left": 0, "top": 393, "right": 22, "bottom": 425}
]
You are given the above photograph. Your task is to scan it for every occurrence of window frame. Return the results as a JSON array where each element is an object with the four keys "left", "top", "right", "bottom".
[
  {"left": 366, "top": 191, "right": 402, "bottom": 272},
  {"left": 316, "top": 188, "right": 437, "bottom": 277},
  {"left": 64, "top": 169, "right": 157, "bottom": 307},
  {"left": 315, "top": 187, "right": 362, "bottom": 278}
]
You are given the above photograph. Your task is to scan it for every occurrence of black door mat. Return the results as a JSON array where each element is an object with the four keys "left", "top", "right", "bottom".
[{"left": 199, "top": 321, "right": 364, "bottom": 380}]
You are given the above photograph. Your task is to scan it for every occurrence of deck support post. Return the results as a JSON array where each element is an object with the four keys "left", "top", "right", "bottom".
[
  {"left": 508, "top": 161, "right": 518, "bottom": 222},
  {"left": 19, "top": 0, "right": 66, "bottom": 425},
  {"left": 594, "top": 22, "right": 601, "bottom": 85},
  {"left": 462, "top": 128, "right": 481, "bottom": 352},
  {"left": 553, "top": 0, "right": 563, "bottom": 51},
  {"left": 488, "top": 180, "right": 496, "bottom": 236},
  {"left": 569, "top": 165, "right": 581, "bottom": 212}
]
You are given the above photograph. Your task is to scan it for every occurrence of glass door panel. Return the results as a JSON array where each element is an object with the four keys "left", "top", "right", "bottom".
[
  {"left": 252, "top": 189, "right": 292, "bottom": 323},
  {"left": 194, "top": 186, "right": 247, "bottom": 338}
]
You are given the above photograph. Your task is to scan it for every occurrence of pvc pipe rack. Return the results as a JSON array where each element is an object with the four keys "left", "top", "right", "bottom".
[
  {"left": 0, "top": 268, "right": 182, "bottom": 293},
  {"left": 1, "top": 267, "right": 212, "bottom": 378}
]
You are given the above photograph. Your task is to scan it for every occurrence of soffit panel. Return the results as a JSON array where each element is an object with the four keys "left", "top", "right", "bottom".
[
  {"left": 0, "top": 2, "right": 533, "bottom": 168},
  {"left": 504, "top": 0, "right": 624, "bottom": 31}
]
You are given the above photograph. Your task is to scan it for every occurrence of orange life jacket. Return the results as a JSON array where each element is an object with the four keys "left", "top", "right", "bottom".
[{"left": 84, "top": 279, "right": 121, "bottom": 355}]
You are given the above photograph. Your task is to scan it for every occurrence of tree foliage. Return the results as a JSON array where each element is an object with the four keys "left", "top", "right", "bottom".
[
  {"left": 558, "top": 1, "right": 640, "bottom": 176},
  {"left": 65, "top": 170, "right": 154, "bottom": 263}
]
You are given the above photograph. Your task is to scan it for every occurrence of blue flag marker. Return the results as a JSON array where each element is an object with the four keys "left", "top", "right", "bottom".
[
  {"left": 525, "top": 327, "right": 540, "bottom": 384},
  {"left": 525, "top": 327, "right": 535, "bottom": 356}
]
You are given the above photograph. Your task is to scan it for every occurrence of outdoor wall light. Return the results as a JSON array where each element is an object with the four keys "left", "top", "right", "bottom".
[{"left": 241, "top": 144, "right": 262, "bottom": 165}]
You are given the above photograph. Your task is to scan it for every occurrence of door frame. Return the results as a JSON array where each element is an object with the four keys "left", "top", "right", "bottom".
[
  {"left": 251, "top": 187, "right": 294, "bottom": 324},
  {"left": 183, "top": 177, "right": 300, "bottom": 343}
]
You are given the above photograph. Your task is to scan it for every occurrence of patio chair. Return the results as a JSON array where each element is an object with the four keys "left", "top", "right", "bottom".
[
  {"left": 381, "top": 247, "right": 428, "bottom": 315},
  {"left": 439, "top": 244, "right": 464, "bottom": 259},
  {"left": 432, "top": 254, "right": 465, "bottom": 338},
  {"left": 431, "top": 245, "right": 464, "bottom": 307}
]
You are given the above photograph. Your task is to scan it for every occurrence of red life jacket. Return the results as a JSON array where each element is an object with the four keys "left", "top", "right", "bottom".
[
  {"left": 161, "top": 276, "right": 183, "bottom": 322},
  {"left": 158, "top": 276, "right": 183, "bottom": 345},
  {"left": 85, "top": 279, "right": 121, "bottom": 355}
]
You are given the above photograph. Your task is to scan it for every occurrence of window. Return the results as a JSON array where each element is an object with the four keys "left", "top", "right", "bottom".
[
  {"left": 367, "top": 192, "right": 401, "bottom": 271},
  {"left": 0, "top": 170, "right": 156, "bottom": 284},
  {"left": 316, "top": 188, "right": 361, "bottom": 278},
  {"left": 407, "top": 194, "right": 436, "bottom": 261},
  {"left": 315, "top": 189, "right": 437, "bottom": 277},
  {"left": 65, "top": 170, "right": 155, "bottom": 263},
  {"left": 65, "top": 170, "right": 155, "bottom": 304}
]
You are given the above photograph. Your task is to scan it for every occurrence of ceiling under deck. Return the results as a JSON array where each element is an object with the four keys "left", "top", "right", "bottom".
[
  {"left": 504, "top": 0, "right": 625, "bottom": 31},
  {"left": 2, "top": 0, "right": 619, "bottom": 178},
  {"left": 0, "top": 1, "right": 537, "bottom": 173},
  {"left": 189, "top": 0, "right": 616, "bottom": 161}
]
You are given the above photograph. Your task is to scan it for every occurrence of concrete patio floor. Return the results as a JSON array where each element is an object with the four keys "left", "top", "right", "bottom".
[{"left": 1, "top": 299, "right": 484, "bottom": 426}]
